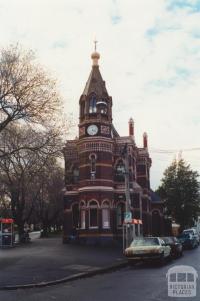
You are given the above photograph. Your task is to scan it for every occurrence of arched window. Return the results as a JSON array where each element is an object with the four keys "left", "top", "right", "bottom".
[
  {"left": 89, "top": 95, "right": 97, "bottom": 113},
  {"left": 72, "top": 203, "right": 79, "bottom": 228},
  {"left": 89, "top": 200, "right": 98, "bottom": 228},
  {"left": 89, "top": 154, "right": 97, "bottom": 180},
  {"left": 80, "top": 201, "right": 86, "bottom": 229},
  {"left": 117, "top": 203, "right": 125, "bottom": 227},
  {"left": 102, "top": 201, "right": 110, "bottom": 229},
  {"left": 96, "top": 99, "right": 108, "bottom": 114},
  {"left": 115, "top": 160, "right": 125, "bottom": 182}
]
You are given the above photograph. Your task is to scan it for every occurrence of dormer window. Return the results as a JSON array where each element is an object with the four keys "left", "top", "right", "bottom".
[{"left": 89, "top": 95, "right": 97, "bottom": 113}]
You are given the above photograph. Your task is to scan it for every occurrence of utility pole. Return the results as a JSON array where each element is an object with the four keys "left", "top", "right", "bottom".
[{"left": 122, "top": 143, "right": 132, "bottom": 249}]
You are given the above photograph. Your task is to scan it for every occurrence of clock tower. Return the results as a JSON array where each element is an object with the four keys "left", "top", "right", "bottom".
[
  {"left": 78, "top": 45, "right": 114, "bottom": 187},
  {"left": 63, "top": 45, "right": 165, "bottom": 245},
  {"left": 79, "top": 47, "right": 112, "bottom": 139}
]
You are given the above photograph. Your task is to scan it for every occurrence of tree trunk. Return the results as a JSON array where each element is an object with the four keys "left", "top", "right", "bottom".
[
  {"left": 18, "top": 223, "right": 25, "bottom": 243},
  {"left": 41, "top": 224, "right": 49, "bottom": 237}
]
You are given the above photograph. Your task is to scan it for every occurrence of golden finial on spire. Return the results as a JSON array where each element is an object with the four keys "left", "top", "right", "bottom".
[{"left": 91, "top": 38, "right": 100, "bottom": 66}]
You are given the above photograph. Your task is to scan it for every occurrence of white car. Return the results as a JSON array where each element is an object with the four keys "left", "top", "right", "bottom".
[{"left": 125, "top": 237, "right": 171, "bottom": 264}]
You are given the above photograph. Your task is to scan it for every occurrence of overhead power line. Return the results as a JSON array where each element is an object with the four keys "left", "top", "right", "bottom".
[{"left": 150, "top": 148, "right": 200, "bottom": 154}]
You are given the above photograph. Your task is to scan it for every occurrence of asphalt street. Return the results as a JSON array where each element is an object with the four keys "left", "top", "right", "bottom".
[
  {"left": 0, "top": 245, "right": 199, "bottom": 301},
  {"left": 0, "top": 234, "right": 123, "bottom": 287}
]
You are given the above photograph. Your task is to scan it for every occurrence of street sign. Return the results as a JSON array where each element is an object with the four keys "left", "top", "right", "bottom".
[
  {"left": 132, "top": 219, "right": 142, "bottom": 224},
  {"left": 124, "top": 212, "right": 132, "bottom": 223},
  {"left": 0, "top": 218, "right": 14, "bottom": 224}
]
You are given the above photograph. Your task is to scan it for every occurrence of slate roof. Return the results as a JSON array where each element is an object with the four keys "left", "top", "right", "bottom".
[
  {"left": 83, "top": 66, "right": 108, "bottom": 97},
  {"left": 150, "top": 189, "right": 163, "bottom": 203}
]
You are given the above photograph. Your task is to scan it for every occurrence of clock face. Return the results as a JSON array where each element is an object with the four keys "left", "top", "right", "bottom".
[{"left": 87, "top": 124, "right": 98, "bottom": 136}]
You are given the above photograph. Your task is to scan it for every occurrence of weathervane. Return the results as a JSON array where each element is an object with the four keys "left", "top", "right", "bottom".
[{"left": 94, "top": 38, "right": 98, "bottom": 51}]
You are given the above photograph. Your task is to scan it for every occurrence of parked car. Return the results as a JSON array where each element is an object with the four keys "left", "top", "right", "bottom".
[
  {"left": 124, "top": 237, "right": 171, "bottom": 264},
  {"left": 177, "top": 233, "right": 198, "bottom": 249},
  {"left": 162, "top": 236, "right": 183, "bottom": 258},
  {"left": 183, "top": 229, "right": 200, "bottom": 245}
]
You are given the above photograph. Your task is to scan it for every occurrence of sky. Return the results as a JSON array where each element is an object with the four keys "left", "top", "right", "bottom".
[{"left": 0, "top": 0, "right": 200, "bottom": 189}]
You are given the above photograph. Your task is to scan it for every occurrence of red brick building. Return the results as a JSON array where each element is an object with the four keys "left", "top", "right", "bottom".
[{"left": 63, "top": 49, "right": 165, "bottom": 244}]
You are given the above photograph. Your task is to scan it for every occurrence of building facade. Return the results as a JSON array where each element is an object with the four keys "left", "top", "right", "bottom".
[{"left": 63, "top": 49, "right": 165, "bottom": 244}]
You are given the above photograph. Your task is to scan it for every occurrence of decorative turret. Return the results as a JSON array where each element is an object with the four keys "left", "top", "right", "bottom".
[
  {"left": 143, "top": 132, "right": 148, "bottom": 148},
  {"left": 129, "top": 117, "right": 134, "bottom": 137},
  {"left": 91, "top": 41, "right": 100, "bottom": 66},
  {"left": 82, "top": 42, "right": 108, "bottom": 97},
  {"left": 79, "top": 42, "right": 113, "bottom": 137}
]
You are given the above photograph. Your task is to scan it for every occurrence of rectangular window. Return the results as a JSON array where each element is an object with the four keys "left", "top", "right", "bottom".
[
  {"left": 81, "top": 210, "right": 85, "bottom": 229},
  {"left": 90, "top": 208, "right": 98, "bottom": 228},
  {"left": 102, "top": 208, "right": 110, "bottom": 229}
]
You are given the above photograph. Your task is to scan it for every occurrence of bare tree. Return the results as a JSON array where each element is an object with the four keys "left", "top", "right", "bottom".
[
  {"left": 0, "top": 124, "right": 63, "bottom": 241},
  {"left": 0, "top": 44, "right": 62, "bottom": 131},
  {"left": 0, "top": 44, "right": 67, "bottom": 158},
  {"left": 32, "top": 161, "right": 64, "bottom": 237}
]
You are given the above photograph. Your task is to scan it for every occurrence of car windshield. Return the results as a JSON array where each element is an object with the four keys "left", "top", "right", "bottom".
[
  {"left": 178, "top": 234, "right": 190, "bottom": 239},
  {"left": 163, "top": 237, "right": 173, "bottom": 244},
  {"left": 131, "top": 238, "right": 159, "bottom": 247},
  {"left": 183, "top": 230, "right": 193, "bottom": 235}
]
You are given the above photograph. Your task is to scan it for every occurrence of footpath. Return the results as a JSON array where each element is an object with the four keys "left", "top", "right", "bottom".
[{"left": 0, "top": 235, "right": 127, "bottom": 289}]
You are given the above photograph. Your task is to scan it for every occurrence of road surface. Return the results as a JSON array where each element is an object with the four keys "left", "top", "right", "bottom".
[{"left": 0, "top": 245, "right": 199, "bottom": 301}]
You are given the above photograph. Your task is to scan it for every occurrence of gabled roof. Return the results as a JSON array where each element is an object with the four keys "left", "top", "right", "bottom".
[
  {"left": 83, "top": 66, "right": 108, "bottom": 97},
  {"left": 150, "top": 189, "right": 163, "bottom": 203}
]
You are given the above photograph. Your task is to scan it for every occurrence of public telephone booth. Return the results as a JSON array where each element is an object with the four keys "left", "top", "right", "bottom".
[{"left": 0, "top": 218, "right": 14, "bottom": 247}]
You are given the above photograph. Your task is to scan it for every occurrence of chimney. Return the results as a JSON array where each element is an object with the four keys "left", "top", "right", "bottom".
[
  {"left": 143, "top": 132, "right": 148, "bottom": 148},
  {"left": 129, "top": 118, "right": 134, "bottom": 137}
]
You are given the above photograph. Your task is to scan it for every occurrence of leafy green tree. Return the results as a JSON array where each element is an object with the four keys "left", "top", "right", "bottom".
[{"left": 156, "top": 159, "right": 200, "bottom": 229}]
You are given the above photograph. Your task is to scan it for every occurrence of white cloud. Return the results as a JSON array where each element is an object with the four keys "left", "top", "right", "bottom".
[{"left": 0, "top": 0, "right": 200, "bottom": 188}]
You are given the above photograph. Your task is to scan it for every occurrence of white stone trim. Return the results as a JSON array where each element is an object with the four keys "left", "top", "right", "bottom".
[
  {"left": 78, "top": 186, "right": 114, "bottom": 192},
  {"left": 64, "top": 191, "right": 79, "bottom": 195}
]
